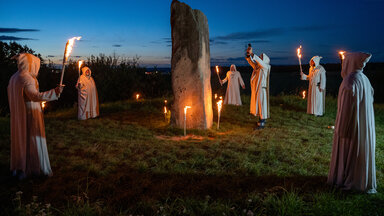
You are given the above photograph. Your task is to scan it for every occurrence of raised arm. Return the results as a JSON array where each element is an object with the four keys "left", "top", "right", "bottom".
[
  {"left": 221, "top": 72, "right": 229, "bottom": 84},
  {"left": 24, "top": 83, "right": 59, "bottom": 102}
]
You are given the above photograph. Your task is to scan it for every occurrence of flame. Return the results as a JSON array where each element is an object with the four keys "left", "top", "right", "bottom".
[
  {"left": 302, "top": 90, "right": 306, "bottom": 99},
  {"left": 217, "top": 99, "right": 223, "bottom": 113},
  {"left": 215, "top": 65, "right": 219, "bottom": 73},
  {"left": 164, "top": 106, "right": 167, "bottom": 114},
  {"left": 214, "top": 93, "right": 217, "bottom": 99},
  {"left": 219, "top": 96, "right": 223, "bottom": 100},
  {"left": 64, "top": 36, "right": 81, "bottom": 61},
  {"left": 184, "top": 106, "right": 191, "bottom": 115},
  {"left": 41, "top": 101, "right": 46, "bottom": 109},
  {"left": 164, "top": 100, "right": 167, "bottom": 104},
  {"left": 297, "top": 45, "right": 302, "bottom": 59},
  {"left": 78, "top": 60, "right": 83, "bottom": 71},
  {"left": 136, "top": 94, "right": 140, "bottom": 100},
  {"left": 339, "top": 51, "right": 345, "bottom": 60}
]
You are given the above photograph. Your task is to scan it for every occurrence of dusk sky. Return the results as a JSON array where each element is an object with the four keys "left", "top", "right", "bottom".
[{"left": 1, "top": 0, "right": 383, "bottom": 67}]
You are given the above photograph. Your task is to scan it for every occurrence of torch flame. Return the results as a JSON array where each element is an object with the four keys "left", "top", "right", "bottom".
[
  {"left": 297, "top": 45, "right": 302, "bottom": 59},
  {"left": 78, "top": 60, "right": 83, "bottom": 70},
  {"left": 214, "top": 93, "right": 217, "bottom": 99},
  {"left": 184, "top": 106, "right": 191, "bottom": 114},
  {"left": 41, "top": 101, "right": 46, "bottom": 109},
  {"left": 219, "top": 96, "right": 223, "bottom": 100},
  {"left": 164, "top": 100, "right": 167, "bottom": 104},
  {"left": 64, "top": 36, "right": 81, "bottom": 61},
  {"left": 136, "top": 94, "right": 140, "bottom": 100},
  {"left": 215, "top": 65, "right": 219, "bottom": 73},
  {"left": 164, "top": 106, "right": 167, "bottom": 114},
  {"left": 339, "top": 51, "right": 345, "bottom": 60},
  {"left": 302, "top": 91, "right": 306, "bottom": 99}
]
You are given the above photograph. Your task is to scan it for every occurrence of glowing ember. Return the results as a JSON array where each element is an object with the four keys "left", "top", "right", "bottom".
[
  {"left": 64, "top": 37, "right": 81, "bottom": 61},
  {"left": 297, "top": 45, "right": 302, "bottom": 59},
  {"left": 339, "top": 51, "right": 346, "bottom": 60},
  {"left": 302, "top": 90, "right": 306, "bottom": 99}
]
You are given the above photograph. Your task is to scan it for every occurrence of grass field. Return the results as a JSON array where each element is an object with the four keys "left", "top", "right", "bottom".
[{"left": 0, "top": 95, "right": 383, "bottom": 215}]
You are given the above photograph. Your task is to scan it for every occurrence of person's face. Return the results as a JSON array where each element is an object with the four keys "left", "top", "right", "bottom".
[
  {"left": 85, "top": 69, "right": 90, "bottom": 76},
  {"left": 310, "top": 60, "right": 315, "bottom": 67}
]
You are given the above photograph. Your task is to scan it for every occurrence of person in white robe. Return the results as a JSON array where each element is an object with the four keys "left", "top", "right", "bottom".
[
  {"left": 327, "top": 52, "right": 376, "bottom": 194},
  {"left": 7, "top": 53, "right": 64, "bottom": 179},
  {"left": 219, "top": 64, "right": 245, "bottom": 105},
  {"left": 301, "top": 56, "right": 326, "bottom": 116},
  {"left": 245, "top": 47, "right": 271, "bottom": 129},
  {"left": 76, "top": 66, "right": 99, "bottom": 120}
]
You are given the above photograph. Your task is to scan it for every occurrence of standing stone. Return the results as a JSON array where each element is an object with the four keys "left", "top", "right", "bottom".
[{"left": 170, "top": 0, "right": 213, "bottom": 129}]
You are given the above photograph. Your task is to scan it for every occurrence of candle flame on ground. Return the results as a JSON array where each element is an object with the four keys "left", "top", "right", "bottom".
[
  {"left": 65, "top": 37, "right": 81, "bottom": 61},
  {"left": 184, "top": 106, "right": 191, "bottom": 115},
  {"left": 217, "top": 99, "right": 223, "bottom": 113},
  {"left": 297, "top": 45, "right": 302, "bottom": 59},
  {"left": 215, "top": 66, "right": 219, "bottom": 73},
  {"left": 214, "top": 94, "right": 217, "bottom": 99},
  {"left": 302, "top": 91, "right": 306, "bottom": 99},
  {"left": 339, "top": 51, "right": 346, "bottom": 60}
]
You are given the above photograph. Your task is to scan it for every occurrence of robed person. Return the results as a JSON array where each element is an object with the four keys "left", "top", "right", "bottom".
[
  {"left": 328, "top": 52, "right": 376, "bottom": 193},
  {"left": 7, "top": 53, "right": 64, "bottom": 179},
  {"left": 76, "top": 66, "right": 99, "bottom": 120},
  {"left": 220, "top": 64, "right": 245, "bottom": 105},
  {"left": 245, "top": 46, "right": 271, "bottom": 129},
  {"left": 301, "top": 56, "right": 326, "bottom": 116}
]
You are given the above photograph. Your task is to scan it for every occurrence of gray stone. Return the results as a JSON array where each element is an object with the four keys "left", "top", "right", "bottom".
[{"left": 170, "top": 0, "right": 213, "bottom": 129}]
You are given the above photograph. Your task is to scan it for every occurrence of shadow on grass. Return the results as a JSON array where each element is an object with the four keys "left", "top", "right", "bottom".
[{"left": 0, "top": 165, "right": 330, "bottom": 210}]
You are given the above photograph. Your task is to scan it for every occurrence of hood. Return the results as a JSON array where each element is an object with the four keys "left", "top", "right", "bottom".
[
  {"left": 15, "top": 53, "right": 40, "bottom": 77},
  {"left": 82, "top": 66, "right": 92, "bottom": 77},
  {"left": 341, "top": 52, "right": 372, "bottom": 78},
  {"left": 230, "top": 64, "right": 237, "bottom": 72},
  {"left": 310, "top": 56, "right": 322, "bottom": 67},
  {"left": 259, "top": 53, "right": 270, "bottom": 65}
]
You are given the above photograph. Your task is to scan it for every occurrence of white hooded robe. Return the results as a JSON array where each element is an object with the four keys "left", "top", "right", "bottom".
[
  {"left": 301, "top": 56, "right": 326, "bottom": 116},
  {"left": 7, "top": 53, "right": 58, "bottom": 176},
  {"left": 221, "top": 64, "right": 245, "bottom": 105},
  {"left": 246, "top": 53, "right": 271, "bottom": 119},
  {"left": 327, "top": 52, "right": 376, "bottom": 193},
  {"left": 76, "top": 67, "right": 99, "bottom": 120}
]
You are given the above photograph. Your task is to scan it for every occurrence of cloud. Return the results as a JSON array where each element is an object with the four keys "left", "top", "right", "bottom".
[
  {"left": 290, "top": 25, "right": 333, "bottom": 32},
  {"left": 214, "top": 28, "right": 284, "bottom": 41},
  {"left": 0, "top": 35, "right": 36, "bottom": 41},
  {"left": 0, "top": 28, "right": 39, "bottom": 33},
  {"left": 112, "top": 44, "right": 122, "bottom": 47}
]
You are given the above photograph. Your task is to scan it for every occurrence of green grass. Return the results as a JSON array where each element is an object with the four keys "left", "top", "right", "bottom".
[{"left": 0, "top": 95, "right": 383, "bottom": 215}]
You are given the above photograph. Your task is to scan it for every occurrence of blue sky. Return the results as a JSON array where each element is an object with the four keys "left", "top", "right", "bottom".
[{"left": 1, "top": 0, "right": 383, "bottom": 67}]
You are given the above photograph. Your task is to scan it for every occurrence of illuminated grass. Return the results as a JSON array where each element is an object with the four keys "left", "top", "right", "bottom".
[{"left": 0, "top": 95, "right": 383, "bottom": 215}]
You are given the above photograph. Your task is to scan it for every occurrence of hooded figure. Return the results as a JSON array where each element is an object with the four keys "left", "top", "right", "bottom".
[
  {"left": 220, "top": 64, "right": 245, "bottom": 105},
  {"left": 327, "top": 52, "right": 376, "bottom": 193},
  {"left": 7, "top": 53, "right": 63, "bottom": 178},
  {"left": 301, "top": 56, "right": 326, "bottom": 116},
  {"left": 76, "top": 66, "right": 99, "bottom": 120},
  {"left": 246, "top": 52, "right": 271, "bottom": 129}
]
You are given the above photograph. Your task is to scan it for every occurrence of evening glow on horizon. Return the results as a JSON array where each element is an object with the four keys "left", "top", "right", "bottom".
[{"left": 1, "top": 0, "right": 383, "bottom": 67}]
